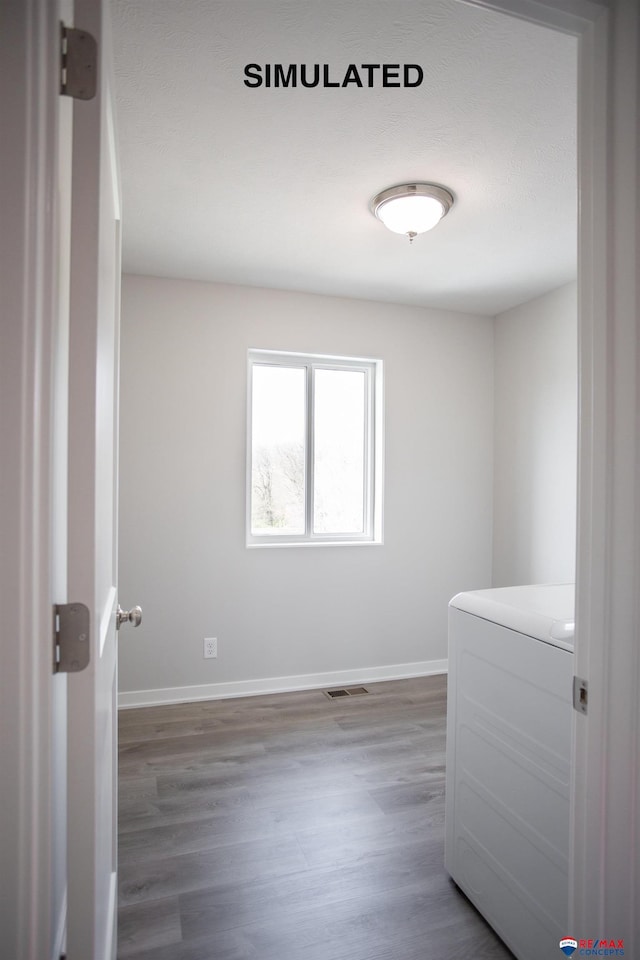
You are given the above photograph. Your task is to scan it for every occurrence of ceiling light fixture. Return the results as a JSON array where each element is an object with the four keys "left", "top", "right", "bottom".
[{"left": 370, "top": 182, "right": 454, "bottom": 243}]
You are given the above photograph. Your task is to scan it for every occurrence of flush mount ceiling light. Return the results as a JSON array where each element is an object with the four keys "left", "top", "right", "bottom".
[{"left": 370, "top": 182, "right": 454, "bottom": 243}]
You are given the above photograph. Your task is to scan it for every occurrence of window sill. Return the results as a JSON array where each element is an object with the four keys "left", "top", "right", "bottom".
[{"left": 246, "top": 539, "right": 384, "bottom": 549}]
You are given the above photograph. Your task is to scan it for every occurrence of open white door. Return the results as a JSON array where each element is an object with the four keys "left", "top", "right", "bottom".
[{"left": 65, "top": 0, "right": 128, "bottom": 956}]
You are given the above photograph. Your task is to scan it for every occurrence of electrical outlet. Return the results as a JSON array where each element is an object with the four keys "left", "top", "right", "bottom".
[{"left": 203, "top": 637, "right": 217, "bottom": 659}]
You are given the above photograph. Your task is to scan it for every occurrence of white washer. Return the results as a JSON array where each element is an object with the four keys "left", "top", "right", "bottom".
[{"left": 444, "top": 584, "right": 575, "bottom": 960}]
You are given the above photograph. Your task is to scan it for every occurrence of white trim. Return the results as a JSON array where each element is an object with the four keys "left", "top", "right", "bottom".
[
  {"left": 570, "top": 3, "right": 610, "bottom": 934},
  {"left": 102, "top": 872, "right": 117, "bottom": 960},
  {"left": 99, "top": 585, "right": 117, "bottom": 657},
  {"left": 571, "top": 0, "right": 640, "bottom": 943},
  {"left": 1, "top": 0, "right": 58, "bottom": 957},
  {"left": 247, "top": 539, "right": 384, "bottom": 549},
  {"left": 457, "top": 0, "right": 607, "bottom": 33},
  {"left": 52, "top": 888, "right": 67, "bottom": 960},
  {"left": 118, "top": 659, "right": 448, "bottom": 709}
]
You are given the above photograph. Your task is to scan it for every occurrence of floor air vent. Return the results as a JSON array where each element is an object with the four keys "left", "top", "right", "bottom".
[{"left": 324, "top": 686, "right": 369, "bottom": 699}]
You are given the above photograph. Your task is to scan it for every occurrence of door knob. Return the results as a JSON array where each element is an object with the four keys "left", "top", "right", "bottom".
[{"left": 117, "top": 604, "right": 142, "bottom": 629}]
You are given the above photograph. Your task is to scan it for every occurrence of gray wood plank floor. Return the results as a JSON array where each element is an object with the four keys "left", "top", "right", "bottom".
[{"left": 117, "top": 676, "right": 514, "bottom": 960}]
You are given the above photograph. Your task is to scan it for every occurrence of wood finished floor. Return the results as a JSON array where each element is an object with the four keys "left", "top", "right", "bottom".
[{"left": 117, "top": 676, "right": 515, "bottom": 960}]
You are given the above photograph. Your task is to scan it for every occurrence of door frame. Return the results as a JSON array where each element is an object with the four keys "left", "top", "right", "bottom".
[
  {"left": 482, "top": 0, "right": 636, "bottom": 943},
  {"left": 2, "top": 0, "right": 639, "bottom": 955},
  {"left": 463, "top": 0, "right": 640, "bottom": 941},
  {"left": 1, "top": 0, "right": 61, "bottom": 957}
]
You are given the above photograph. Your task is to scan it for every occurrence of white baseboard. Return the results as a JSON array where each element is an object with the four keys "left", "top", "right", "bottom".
[{"left": 118, "top": 659, "right": 447, "bottom": 710}]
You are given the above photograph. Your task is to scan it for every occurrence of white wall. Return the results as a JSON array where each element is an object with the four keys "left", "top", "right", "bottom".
[
  {"left": 493, "top": 282, "right": 577, "bottom": 586},
  {"left": 118, "top": 275, "right": 494, "bottom": 702}
]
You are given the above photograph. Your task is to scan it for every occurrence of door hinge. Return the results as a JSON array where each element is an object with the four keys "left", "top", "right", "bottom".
[
  {"left": 60, "top": 23, "right": 97, "bottom": 100},
  {"left": 53, "top": 603, "right": 91, "bottom": 673},
  {"left": 573, "top": 675, "right": 588, "bottom": 715}
]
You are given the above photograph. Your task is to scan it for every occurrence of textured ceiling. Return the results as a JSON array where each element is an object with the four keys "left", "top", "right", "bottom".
[{"left": 111, "top": 0, "right": 577, "bottom": 316}]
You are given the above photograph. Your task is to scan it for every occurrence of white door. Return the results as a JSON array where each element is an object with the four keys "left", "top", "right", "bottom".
[{"left": 65, "top": 0, "right": 125, "bottom": 956}]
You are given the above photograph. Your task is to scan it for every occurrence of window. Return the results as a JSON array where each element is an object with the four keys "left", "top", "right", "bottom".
[{"left": 247, "top": 350, "right": 383, "bottom": 545}]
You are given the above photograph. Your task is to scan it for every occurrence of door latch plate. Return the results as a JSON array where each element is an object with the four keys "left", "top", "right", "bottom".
[{"left": 573, "top": 675, "right": 588, "bottom": 715}]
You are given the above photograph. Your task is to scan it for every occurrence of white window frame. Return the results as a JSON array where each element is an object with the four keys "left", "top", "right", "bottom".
[{"left": 247, "top": 349, "right": 383, "bottom": 546}]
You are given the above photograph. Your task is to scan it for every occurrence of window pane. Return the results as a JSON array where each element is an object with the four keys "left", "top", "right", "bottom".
[
  {"left": 251, "top": 365, "right": 306, "bottom": 535},
  {"left": 313, "top": 369, "right": 366, "bottom": 534}
]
